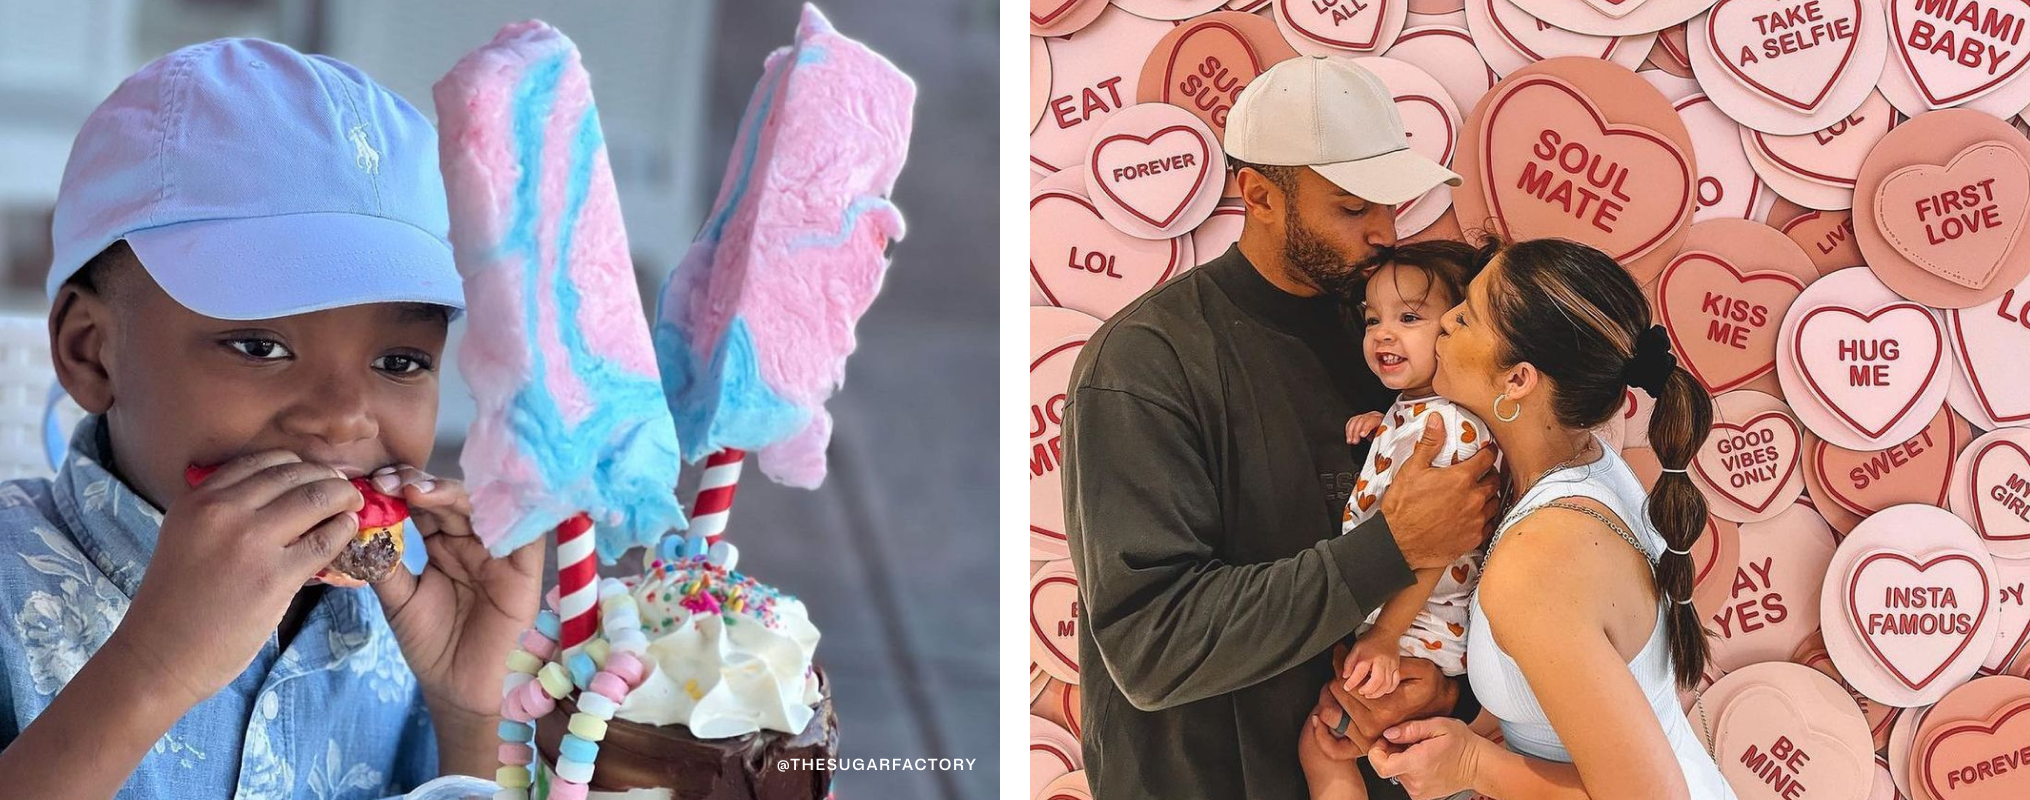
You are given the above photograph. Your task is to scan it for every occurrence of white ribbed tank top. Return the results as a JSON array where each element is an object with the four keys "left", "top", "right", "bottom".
[{"left": 1465, "top": 441, "right": 1739, "bottom": 800}]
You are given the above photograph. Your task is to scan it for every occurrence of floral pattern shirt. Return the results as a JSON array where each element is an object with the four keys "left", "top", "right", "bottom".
[{"left": 0, "top": 417, "right": 449, "bottom": 800}]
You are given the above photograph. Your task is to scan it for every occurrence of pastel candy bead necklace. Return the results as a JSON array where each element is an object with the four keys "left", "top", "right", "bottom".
[
  {"left": 493, "top": 541, "right": 740, "bottom": 800},
  {"left": 493, "top": 594, "right": 650, "bottom": 800}
]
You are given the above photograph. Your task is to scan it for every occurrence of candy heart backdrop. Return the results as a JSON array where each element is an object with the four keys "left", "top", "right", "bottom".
[{"left": 1030, "top": 2, "right": 2030, "bottom": 798}]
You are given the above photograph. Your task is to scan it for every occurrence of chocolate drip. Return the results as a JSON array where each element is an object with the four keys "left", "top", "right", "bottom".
[{"left": 535, "top": 668, "right": 837, "bottom": 800}]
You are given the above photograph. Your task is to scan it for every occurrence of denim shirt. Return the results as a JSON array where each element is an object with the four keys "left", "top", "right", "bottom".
[{"left": 0, "top": 417, "right": 458, "bottom": 800}]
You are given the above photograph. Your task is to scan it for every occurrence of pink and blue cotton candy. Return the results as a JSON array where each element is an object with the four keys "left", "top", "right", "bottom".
[
  {"left": 436, "top": 20, "right": 686, "bottom": 561},
  {"left": 654, "top": 4, "right": 915, "bottom": 489}
]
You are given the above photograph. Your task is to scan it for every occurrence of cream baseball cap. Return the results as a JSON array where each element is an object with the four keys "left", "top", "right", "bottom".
[{"left": 1224, "top": 56, "right": 1461, "bottom": 206}]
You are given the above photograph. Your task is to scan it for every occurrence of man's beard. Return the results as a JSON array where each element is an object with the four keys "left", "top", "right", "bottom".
[{"left": 1283, "top": 212, "right": 1393, "bottom": 300}]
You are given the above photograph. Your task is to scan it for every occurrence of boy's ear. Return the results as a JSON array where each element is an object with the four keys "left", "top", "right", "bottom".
[{"left": 48, "top": 284, "right": 115, "bottom": 414}]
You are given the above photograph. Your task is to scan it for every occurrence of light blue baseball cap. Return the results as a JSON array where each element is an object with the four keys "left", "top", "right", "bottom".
[{"left": 47, "top": 38, "right": 464, "bottom": 319}]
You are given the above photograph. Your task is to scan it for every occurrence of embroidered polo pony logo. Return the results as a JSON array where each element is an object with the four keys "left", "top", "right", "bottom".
[{"left": 348, "top": 124, "right": 380, "bottom": 176}]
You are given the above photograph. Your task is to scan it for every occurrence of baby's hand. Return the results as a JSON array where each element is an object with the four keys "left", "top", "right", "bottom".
[
  {"left": 1342, "top": 634, "right": 1402, "bottom": 700},
  {"left": 121, "top": 451, "right": 364, "bottom": 709},
  {"left": 1345, "top": 412, "right": 1385, "bottom": 443}
]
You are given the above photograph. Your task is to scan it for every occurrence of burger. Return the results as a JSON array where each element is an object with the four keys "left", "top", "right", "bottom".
[{"left": 183, "top": 463, "right": 410, "bottom": 586}]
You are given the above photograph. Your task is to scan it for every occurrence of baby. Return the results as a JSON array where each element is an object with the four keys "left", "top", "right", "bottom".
[{"left": 1338, "top": 240, "right": 1490, "bottom": 705}]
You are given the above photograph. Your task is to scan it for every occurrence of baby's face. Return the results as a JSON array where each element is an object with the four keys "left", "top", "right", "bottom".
[
  {"left": 101, "top": 269, "right": 448, "bottom": 511},
  {"left": 1361, "top": 263, "right": 1451, "bottom": 394}
]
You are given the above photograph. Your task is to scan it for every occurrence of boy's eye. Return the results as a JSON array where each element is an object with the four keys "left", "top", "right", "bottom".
[
  {"left": 374, "top": 354, "right": 432, "bottom": 375},
  {"left": 1400, "top": 313, "right": 1422, "bottom": 324},
  {"left": 1364, "top": 315, "right": 1380, "bottom": 327},
  {"left": 228, "top": 339, "right": 291, "bottom": 360}
]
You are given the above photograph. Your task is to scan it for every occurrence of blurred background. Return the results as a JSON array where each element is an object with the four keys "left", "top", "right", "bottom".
[{"left": 0, "top": 1, "right": 996, "bottom": 797}]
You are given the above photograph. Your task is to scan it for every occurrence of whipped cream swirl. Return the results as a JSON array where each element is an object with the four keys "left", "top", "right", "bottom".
[{"left": 613, "top": 557, "right": 822, "bottom": 738}]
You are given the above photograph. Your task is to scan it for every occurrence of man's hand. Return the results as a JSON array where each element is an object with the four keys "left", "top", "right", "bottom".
[
  {"left": 1381, "top": 416, "right": 1499, "bottom": 569},
  {"left": 1299, "top": 710, "right": 1370, "bottom": 800},
  {"left": 1321, "top": 643, "right": 1461, "bottom": 751},
  {"left": 1309, "top": 680, "right": 1371, "bottom": 756}
]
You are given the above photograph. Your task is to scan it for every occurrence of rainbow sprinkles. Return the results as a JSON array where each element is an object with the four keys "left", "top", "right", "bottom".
[{"left": 632, "top": 555, "right": 794, "bottom": 633}]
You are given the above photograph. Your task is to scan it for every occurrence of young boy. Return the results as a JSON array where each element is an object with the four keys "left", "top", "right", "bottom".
[{"left": 0, "top": 39, "right": 543, "bottom": 800}]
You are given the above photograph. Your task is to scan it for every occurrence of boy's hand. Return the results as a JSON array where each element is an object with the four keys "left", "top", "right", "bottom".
[
  {"left": 121, "top": 451, "right": 365, "bottom": 709},
  {"left": 1345, "top": 411, "right": 1385, "bottom": 444},
  {"left": 367, "top": 465, "right": 543, "bottom": 777},
  {"left": 1343, "top": 635, "right": 1402, "bottom": 700}
]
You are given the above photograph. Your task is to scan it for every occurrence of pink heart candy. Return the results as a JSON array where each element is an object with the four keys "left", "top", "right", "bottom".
[
  {"left": 1358, "top": 57, "right": 1461, "bottom": 236},
  {"left": 1748, "top": 92, "right": 1896, "bottom": 189},
  {"left": 1135, "top": 11, "right": 1298, "bottom": 140},
  {"left": 1276, "top": 0, "right": 1401, "bottom": 54},
  {"left": 1085, "top": 103, "right": 1224, "bottom": 238},
  {"left": 1873, "top": 143, "right": 2030, "bottom": 292},
  {"left": 1031, "top": 560, "right": 1082, "bottom": 685},
  {"left": 1029, "top": 185, "right": 1191, "bottom": 321},
  {"left": 1950, "top": 429, "right": 2030, "bottom": 560},
  {"left": 1888, "top": 0, "right": 2030, "bottom": 108},
  {"left": 1705, "top": 0, "right": 1864, "bottom": 113},
  {"left": 1476, "top": 73, "right": 1693, "bottom": 267},
  {"left": 1694, "top": 407, "right": 1804, "bottom": 518},
  {"left": 1790, "top": 302, "right": 1946, "bottom": 442},
  {"left": 1918, "top": 696, "right": 2030, "bottom": 800},
  {"left": 1848, "top": 551, "right": 1991, "bottom": 692},
  {"left": 1946, "top": 275, "right": 2030, "bottom": 425},
  {"left": 1579, "top": 0, "right": 1652, "bottom": 19},
  {"left": 1658, "top": 252, "right": 1807, "bottom": 393},
  {"left": 1708, "top": 503, "right": 1838, "bottom": 673},
  {"left": 1810, "top": 406, "right": 1961, "bottom": 519},
  {"left": 1711, "top": 676, "right": 1875, "bottom": 800},
  {"left": 1985, "top": 558, "right": 2030, "bottom": 672}
]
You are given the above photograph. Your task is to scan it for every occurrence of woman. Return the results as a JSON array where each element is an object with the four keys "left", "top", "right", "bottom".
[{"left": 1302, "top": 237, "right": 1738, "bottom": 800}]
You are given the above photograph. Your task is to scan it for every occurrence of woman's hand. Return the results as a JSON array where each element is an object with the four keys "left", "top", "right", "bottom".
[
  {"left": 368, "top": 464, "right": 544, "bottom": 777},
  {"left": 1367, "top": 717, "right": 1487, "bottom": 799}
]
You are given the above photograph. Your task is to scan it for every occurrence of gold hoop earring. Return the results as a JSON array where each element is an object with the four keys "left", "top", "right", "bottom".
[{"left": 1494, "top": 392, "right": 1521, "bottom": 423}]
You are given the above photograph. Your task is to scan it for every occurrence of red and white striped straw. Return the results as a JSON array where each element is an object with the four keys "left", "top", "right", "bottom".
[
  {"left": 554, "top": 512, "right": 598, "bottom": 650},
  {"left": 689, "top": 448, "right": 746, "bottom": 545}
]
